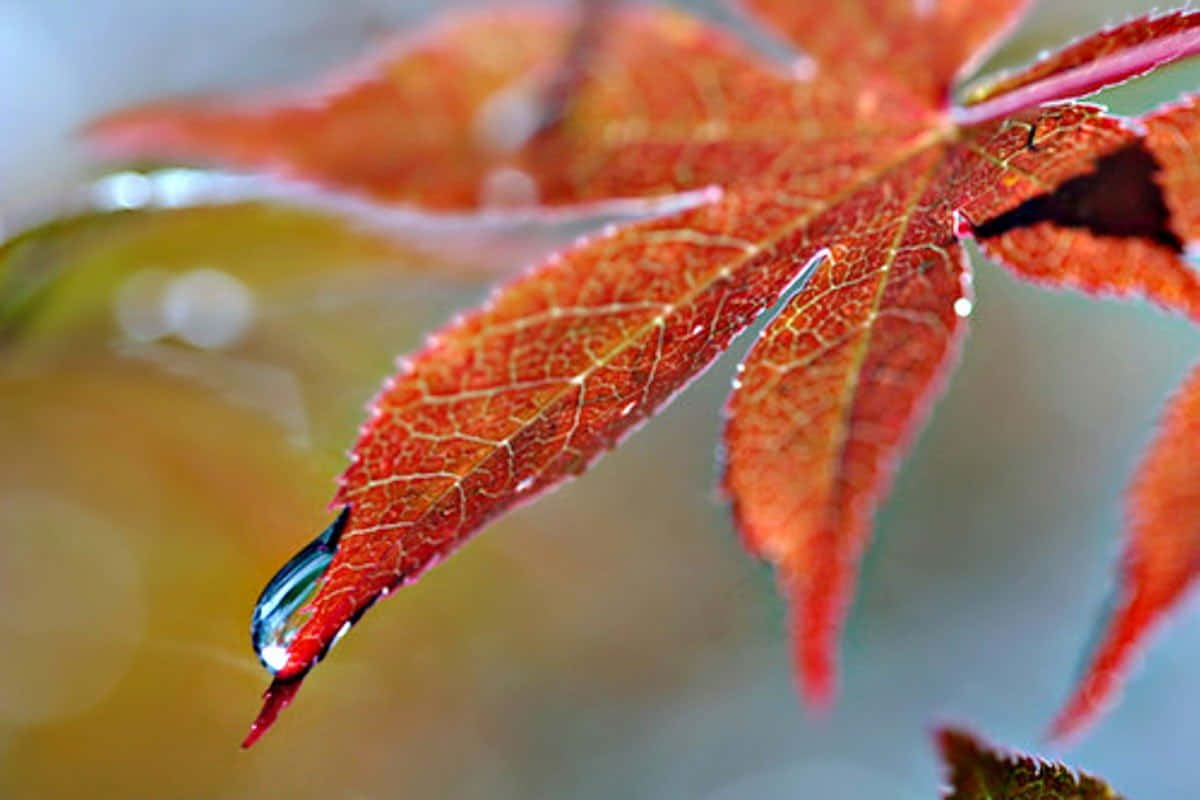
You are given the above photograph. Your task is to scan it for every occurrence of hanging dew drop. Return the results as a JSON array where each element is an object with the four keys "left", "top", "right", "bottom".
[{"left": 250, "top": 506, "right": 350, "bottom": 674}]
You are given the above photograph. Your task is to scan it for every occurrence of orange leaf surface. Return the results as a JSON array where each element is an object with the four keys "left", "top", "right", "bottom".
[
  {"left": 737, "top": 0, "right": 1032, "bottom": 105},
  {"left": 1145, "top": 95, "right": 1200, "bottom": 240},
  {"left": 83, "top": 4, "right": 1200, "bottom": 745},
  {"left": 974, "top": 140, "right": 1200, "bottom": 319}
]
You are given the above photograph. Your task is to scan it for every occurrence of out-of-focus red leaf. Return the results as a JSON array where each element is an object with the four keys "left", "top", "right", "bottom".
[
  {"left": 967, "top": 11, "right": 1200, "bottom": 107},
  {"left": 83, "top": 3, "right": 1200, "bottom": 745},
  {"left": 1049, "top": 365, "right": 1200, "bottom": 741},
  {"left": 937, "top": 727, "right": 1123, "bottom": 799},
  {"left": 737, "top": 0, "right": 1032, "bottom": 105},
  {"left": 89, "top": 7, "right": 928, "bottom": 212}
]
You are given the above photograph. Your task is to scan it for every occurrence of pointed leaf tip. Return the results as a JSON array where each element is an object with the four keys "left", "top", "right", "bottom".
[
  {"left": 785, "top": 563, "right": 844, "bottom": 711},
  {"left": 242, "top": 675, "right": 306, "bottom": 748}
]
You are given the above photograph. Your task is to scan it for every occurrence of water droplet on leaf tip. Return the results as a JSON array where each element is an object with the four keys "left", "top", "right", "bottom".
[
  {"left": 250, "top": 508, "right": 350, "bottom": 675},
  {"left": 259, "top": 644, "right": 289, "bottom": 672}
]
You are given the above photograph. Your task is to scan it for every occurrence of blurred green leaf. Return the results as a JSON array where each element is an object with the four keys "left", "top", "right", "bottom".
[{"left": 0, "top": 201, "right": 450, "bottom": 341}]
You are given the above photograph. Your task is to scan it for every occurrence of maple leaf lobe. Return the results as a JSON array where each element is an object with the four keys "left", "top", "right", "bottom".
[
  {"left": 1050, "top": 364, "right": 1200, "bottom": 741},
  {"left": 974, "top": 145, "right": 1183, "bottom": 251}
]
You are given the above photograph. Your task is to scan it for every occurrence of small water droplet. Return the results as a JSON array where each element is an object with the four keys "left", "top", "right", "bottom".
[
  {"left": 480, "top": 166, "right": 539, "bottom": 209},
  {"left": 954, "top": 297, "right": 974, "bottom": 318},
  {"left": 515, "top": 476, "right": 535, "bottom": 492},
  {"left": 330, "top": 621, "right": 352, "bottom": 649},
  {"left": 791, "top": 54, "right": 818, "bottom": 82},
  {"left": 251, "top": 507, "right": 350, "bottom": 675},
  {"left": 473, "top": 84, "right": 542, "bottom": 154}
]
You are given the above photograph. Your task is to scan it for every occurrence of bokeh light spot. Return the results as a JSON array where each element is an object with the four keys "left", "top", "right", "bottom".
[
  {"left": 0, "top": 490, "right": 145, "bottom": 725},
  {"left": 162, "top": 268, "right": 256, "bottom": 349}
]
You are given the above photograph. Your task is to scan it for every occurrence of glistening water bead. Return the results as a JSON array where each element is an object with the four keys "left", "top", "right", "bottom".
[{"left": 250, "top": 506, "right": 349, "bottom": 674}]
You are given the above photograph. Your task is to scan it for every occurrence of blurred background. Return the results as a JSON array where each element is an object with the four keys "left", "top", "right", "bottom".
[{"left": 1, "top": 1, "right": 1198, "bottom": 797}]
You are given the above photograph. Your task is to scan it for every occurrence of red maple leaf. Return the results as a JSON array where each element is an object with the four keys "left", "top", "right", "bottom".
[{"left": 89, "top": 3, "right": 1200, "bottom": 746}]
